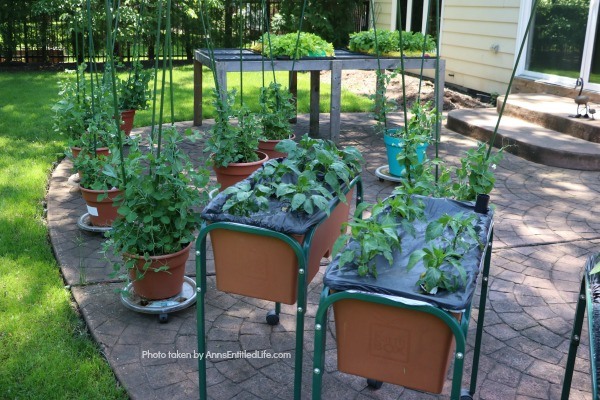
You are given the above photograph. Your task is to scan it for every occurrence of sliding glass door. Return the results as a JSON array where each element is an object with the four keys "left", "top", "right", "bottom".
[{"left": 524, "top": 0, "right": 600, "bottom": 90}]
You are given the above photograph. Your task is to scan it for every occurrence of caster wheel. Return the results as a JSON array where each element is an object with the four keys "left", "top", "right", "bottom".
[
  {"left": 460, "top": 389, "right": 473, "bottom": 400},
  {"left": 366, "top": 378, "right": 383, "bottom": 389},
  {"left": 378, "top": 178, "right": 384, "bottom": 182},
  {"left": 266, "top": 310, "right": 280, "bottom": 325},
  {"left": 158, "top": 313, "right": 168, "bottom": 323}
]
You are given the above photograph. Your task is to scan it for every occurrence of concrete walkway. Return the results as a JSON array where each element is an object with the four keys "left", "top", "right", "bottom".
[{"left": 47, "top": 113, "right": 600, "bottom": 399}]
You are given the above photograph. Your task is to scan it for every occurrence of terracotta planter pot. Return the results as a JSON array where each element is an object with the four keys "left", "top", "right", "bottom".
[
  {"left": 213, "top": 151, "right": 269, "bottom": 191},
  {"left": 126, "top": 242, "right": 192, "bottom": 300},
  {"left": 71, "top": 147, "right": 111, "bottom": 180},
  {"left": 119, "top": 109, "right": 136, "bottom": 136},
  {"left": 209, "top": 189, "right": 354, "bottom": 305},
  {"left": 258, "top": 134, "right": 295, "bottom": 159},
  {"left": 332, "top": 297, "right": 460, "bottom": 394},
  {"left": 79, "top": 186, "right": 123, "bottom": 227},
  {"left": 71, "top": 146, "right": 110, "bottom": 159}
]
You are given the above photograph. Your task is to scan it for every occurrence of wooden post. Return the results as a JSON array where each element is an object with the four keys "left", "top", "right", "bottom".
[
  {"left": 193, "top": 60, "right": 203, "bottom": 126},
  {"left": 309, "top": 71, "right": 320, "bottom": 137},
  {"left": 289, "top": 71, "right": 298, "bottom": 123},
  {"left": 330, "top": 62, "right": 342, "bottom": 143}
]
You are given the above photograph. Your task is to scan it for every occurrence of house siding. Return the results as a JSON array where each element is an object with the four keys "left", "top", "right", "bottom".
[
  {"left": 371, "top": 0, "right": 523, "bottom": 94},
  {"left": 373, "top": 0, "right": 395, "bottom": 30},
  {"left": 441, "top": 0, "right": 521, "bottom": 94}
]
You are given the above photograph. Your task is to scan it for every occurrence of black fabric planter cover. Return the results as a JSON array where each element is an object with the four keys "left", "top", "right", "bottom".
[
  {"left": 201, "top": 160, "right": 352, "bottom": 236},
  {"left": 324, "top": 196, "right": 494, "bottom": 311}
]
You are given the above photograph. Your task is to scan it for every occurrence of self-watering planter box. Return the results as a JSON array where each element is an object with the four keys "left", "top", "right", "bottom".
[
  {"left": 207, "top": 188, "right": 353, "bottom": 304},
  {"left": 332, "top": 296, "right": 461, "bottom": 393},
  {"left": 196, "top": 171, "right": 362, "bottom": 400},
  {"left": 312, "top": 196, "right": 495, "bottom": 399}
]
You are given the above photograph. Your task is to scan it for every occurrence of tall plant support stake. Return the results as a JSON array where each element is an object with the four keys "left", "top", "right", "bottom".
[
  {"left": 372, "top": 0, "right": 444, "bottom": 183},
  {"left": 117, "top": 0, "right": 197, "bottom": 323},
  {"left": 486, "top": 0, "right": 540, "bottom": 161}
]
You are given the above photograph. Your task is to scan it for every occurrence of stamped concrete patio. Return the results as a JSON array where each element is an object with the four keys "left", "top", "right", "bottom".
[{"left": 47, "top": 113, "right": 600, "bottom": 399}]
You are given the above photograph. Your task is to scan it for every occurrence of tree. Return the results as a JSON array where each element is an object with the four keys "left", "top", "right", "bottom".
[{"left": 278, "top": 0, "right": 363, "bottom": 48}]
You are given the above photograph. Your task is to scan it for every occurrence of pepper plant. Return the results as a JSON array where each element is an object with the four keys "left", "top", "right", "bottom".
[
  {"left": 333, "top": 202, "right": 400, "bottom": 278},
  {"left": 216, "top": 135, "right": 363, "bottom": 217}
]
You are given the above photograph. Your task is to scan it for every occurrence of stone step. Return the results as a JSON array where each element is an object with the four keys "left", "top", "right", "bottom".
[
  {"left": 446, "top": 108, "right": 600, "bottom": 171},
  {"left": 497, "top": 93, "right": 600, "bottom": 143}
]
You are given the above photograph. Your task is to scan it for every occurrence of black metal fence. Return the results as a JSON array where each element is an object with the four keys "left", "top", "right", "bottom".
[{"left": 0, "top": 1, "right": 369, "bottom": 65}]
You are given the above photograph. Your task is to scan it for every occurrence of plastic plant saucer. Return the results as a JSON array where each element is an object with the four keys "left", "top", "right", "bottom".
[
  {"left": 375, "top": 165, "right": 403, "bottom": 183},
  {"left": 77, "top": 213, "right": 113, "bottom": 233},
  {"left": 120, "top": 276, "right": 197, "bottom": 322}
]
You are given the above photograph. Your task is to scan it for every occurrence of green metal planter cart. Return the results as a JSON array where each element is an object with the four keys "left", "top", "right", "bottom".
[
  {"left": 561, "top": 253, "right": 600, "bottom": 399},
  {"left": 312, "top": 197, "right": 494, "bottom": 399},
  {"left": 196, "top": 175, "right": 362, "bottom": 400}
]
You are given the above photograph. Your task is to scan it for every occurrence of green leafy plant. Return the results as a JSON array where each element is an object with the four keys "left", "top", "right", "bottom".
[
  {"left": 118, "top": 61, "right": 153, "bottom": 111},
  {"left": 259, "top": 82, "right": 295, "bottom": 140},
  {"left": 52, "top": 64, "right": 116, "bottom": 149},
  {"left": 407, "top": 244, "right": 466, "bottom": 294},
  {"left": 452, "top": 141, "right": 504, "bottom": 201},
  {"left": 206, "top": 89, "right": 262, "bottom": 167},
  {"left": 218, "top": 135, "right": 363, "bottom": 217},
  {"left": 407, "top": 212, "right": 482, "bottom": 294},
  {"left": 221, "top": 180, "right": 272, "bottom": 217},
  {"left": 333, "top": 202, "right": 400, "bottom": 278},
  {"left": 73, "top": 150, "right": 120, "bottom": 192},
  {"left": 256, "top": 32, "right": 334, "bottom": 59},
  {"left": 348, "top": 29, "right": 436, "bottom": 57},
  {"left": 426, "top": 212, "right": 482, "bottom": 252},
  {"left": 105, "top": 127, "right": 213, "bottom": 275}
]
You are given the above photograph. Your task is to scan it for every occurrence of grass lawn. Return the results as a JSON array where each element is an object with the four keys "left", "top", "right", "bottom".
[
  {"left": 134, "top": 64, "right": 372, "bottom": 126},
  {"left": 0, "top": 71, "right": 127, "bottom": 399},
  {"left": 0, "top": 64, "right": 371, "bottom": 398}
]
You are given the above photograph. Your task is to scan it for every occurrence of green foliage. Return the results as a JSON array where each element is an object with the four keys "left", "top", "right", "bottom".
[
  {"left": 256, "top": 32, "right": 335, "bottom": 59},
  {"left": 333, "top": 202, "right": 400, "bottom": 278},
  {"left": 278, "top": 0, "right": 363, "bottom": 47},
  {"left": 407, "top": 212, "right": 482, "bottom": 294},
  {"left": 452, "top": 142, "right": 504, "bottom": 201},
  {"left": 259, "top": 82, "right": 295, "bottom": 140},
  {"left": 348, "top": 29, "right": 436, "bottom": 56},
  {"left": 206, "top": 89, "right": 262, "bottom": 167},
  {"left": 219, "top": 135, "right": 363, "bottom": 217},
  {"left": 52, "top": 64, "right": 117, "bottom": 148},
  {"left": 105, "top": 127, "right": 213, "bottom": 266},
  {"left": 407, "top": 245, "right": 466, "bottom": 294},
  {"left": 118, "top": 61, "right": 153, "bottom": 111},
  {"left": 530, "top": 0, "right": 588, "bottom": 74},
  {"left": 73, "top": 150, "right": 121, "bottom": 191},
  {"left": 0, "top": 69, "right": 126, "bottom": 399},
  {"left": 222, "top": 180, "right": 271, "bottom": 217}
]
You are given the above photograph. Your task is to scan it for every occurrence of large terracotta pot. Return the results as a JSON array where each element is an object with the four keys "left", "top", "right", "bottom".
[
  {"left": 79, "top": 186, "right": 123, "bottom": 227},
  {"left": 209, "top": 189, "right": 354, "bottom": 305},
  {"left": 126, "top": 242, "right": 192, "bottom": 300},
  {"left": 119, "top": 109, "right": 136, "bottom": 136},
  {"left": 71, "top": 146, "right": 110, "bottom": 159},
  {"left": 213, "top": 151, "right": 269, "bottom": 191},
  {"left": 332, "top": 297, "right": 460, "bottom": 394},
  {"left": 258, "top": 134, "right": 295, "bottom": 159}
]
